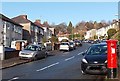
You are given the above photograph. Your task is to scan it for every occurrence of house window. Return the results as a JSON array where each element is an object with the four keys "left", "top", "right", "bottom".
[
  {"left": 35, "top": 26, "right": 38, "bottom": 32},
  {"left": 30, "top": 25, "right": 34, "bottom": 31},
  {"left": 11, "top": 24, "right": 14, "bottom": 31},
  {"left": 6, "top": 22, "right": 10, "bottom": 30}
]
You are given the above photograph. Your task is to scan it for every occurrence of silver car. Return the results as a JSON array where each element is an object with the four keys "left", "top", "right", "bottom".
[{"left": 19, "top": 44, "right": 48, "bottom": 60}]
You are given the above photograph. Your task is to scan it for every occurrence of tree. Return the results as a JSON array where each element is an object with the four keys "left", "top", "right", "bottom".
[
  {"left": 49, "top": 36, "right": 58, "bottom": 50},
  {"left": 107, "top": 28, "right": 117, "bottom": 39},
  {"left": 67, "top": 21, "right": 73, "bottom": 34},
  {"left": 69, "top": 34, "right": 75, "bottom": 40},
  {"left": 75, "top": 34, "right": 80, "bottom": 39},
  {"left": 42, "top": 36, "right": 47, "bottom": 43},
  {"left": 54, "top": 22, "right": 67, "bottom": 35},
  {"left": 94, "top": 35, "right": 98, "bottom": 39}
]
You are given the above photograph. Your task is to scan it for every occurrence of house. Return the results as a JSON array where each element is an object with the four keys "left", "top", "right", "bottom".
[
  {"left": 34, "top": 20, "right": 44, "bottom": 43},
  {"left": 84, "top": 29, "right": 96, "bottom": 39},
  {"left": 49, "top": 27, "right": 55, "bottom": 36},
  {"left": 0, "top": 14, "right": 23, "bottom": 47},
  {"left": 12, "top": 15, "right": 44, "bottom": 44},
  {"left": 96, "top": 21, "right": 119, "bottom": 39},
  {"left": 35, "top": 20, "right": 52, "bottom": 41}
]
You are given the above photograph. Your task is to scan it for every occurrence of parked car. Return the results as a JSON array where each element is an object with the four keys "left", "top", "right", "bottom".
[
  {"left": 4, "top": 47, "right": 16, "bottom": 52},
  {"left": 69, "top": 41, "right": 76, "bottom": 50},
  {"left": 19, "top": 44, "right": 48, "bottom": 60},
  {"left": 94, "top": 40, "right": 101, "bottom": 44},
  {"left": 74, "top": 40, "right": 82, "bottom": 46},
  {"left": 59, "top": 42, "right": 70, "bottom": 51},
  {"left": 81, "top": 43, "right": 107, "bottom": 75}
]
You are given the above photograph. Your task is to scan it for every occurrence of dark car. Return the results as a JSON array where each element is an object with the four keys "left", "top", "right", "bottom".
[
  {"left": 81, "top": 43, "right": 107, "bottom": 75},
  {"left": 5, "top": 47, "right": 16, "bottom": 52},
  {"left": 74, "top": 40, "right": 82, "bottom": 46}
]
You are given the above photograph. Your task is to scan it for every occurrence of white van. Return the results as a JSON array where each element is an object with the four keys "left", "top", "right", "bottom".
[{"left": 11, "top": 40, "right": 27, "bottom": 50}]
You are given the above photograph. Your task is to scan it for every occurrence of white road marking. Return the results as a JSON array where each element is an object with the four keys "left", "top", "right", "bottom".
[
  {"left": 8, "top": 77, "right": 19, "bottom": 81},
  {"left": 65, "top": 56, "right": 75, "bottom": 61},
  {"left": 36, "top": 62, "right": 59, "bottom": 72},
  {"left": 78, "top": 52, "right": 83, "bottom": 55}
]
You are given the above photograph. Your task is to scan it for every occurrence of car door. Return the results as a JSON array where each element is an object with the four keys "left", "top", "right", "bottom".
[
  {"left": 41, "top": 45, "right": 46, "bottom": 57},
  {"left": 37, "top": 47, "right": 43, "bottom": 58}
]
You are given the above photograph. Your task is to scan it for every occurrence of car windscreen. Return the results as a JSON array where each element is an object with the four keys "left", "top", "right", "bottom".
[
  {"left": 86, "top": 45, "right": 107, "bottom": 55},
  {"left": 61, "top": 43, "right": 69, "bottom": 45},
  {"left": 24, "top": 45, "right": 38, "bottom": 51},
  {"left": 70, "top": 42, "right": 73, "bottom": 45}
]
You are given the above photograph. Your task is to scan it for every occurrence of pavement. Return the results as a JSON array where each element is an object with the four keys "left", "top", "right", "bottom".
[{"left": 0, "top": 50, "right": 60, "bottom": 69}]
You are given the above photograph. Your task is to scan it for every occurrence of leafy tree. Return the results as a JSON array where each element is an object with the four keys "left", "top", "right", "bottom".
[
  {"left": 69, "top": 34, "right": 75, "bottom": 40},
  {"left": 94, "top": 35, "right": 98, "bottom": 39},
  {"left": 54, "top": 22, "right": 67, "bottom": 35},
  {"left": 94, "top": 21, "right": 99, "bottom": 29},
  {"left": 98, "top": 36, "right": 104, "bottom": 40},
  {"left": 49, "top": 36, "right": 58, "bottom": 50},
  {"left": 75, "top": 34, "right": 80, "bottom": 39},
  {"left": 42, "top": 36, "right": 47, "bottom": 43},
  {"left": 67, "top": 21, "right": 73, "bottom": 34},
  {"left": 107, "top": 28, "right": 117, "bottom": 39}
]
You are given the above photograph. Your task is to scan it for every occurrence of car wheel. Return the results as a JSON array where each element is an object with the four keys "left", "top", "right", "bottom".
[
  {"left": 33, "top": 55, "right": 38, "bottom": 61},
  {"left": 44, "top": 52, "right": 48, "bottom": 58}
]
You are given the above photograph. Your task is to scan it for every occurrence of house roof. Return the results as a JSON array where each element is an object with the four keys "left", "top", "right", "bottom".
[
  {"left": 12, "top": 15, "right": 30, "bottom": 23},
  {"left": 34, "top": 22, "right": 44, "bottom": 30},
  {"left": 12, "top": 15, "right": 44, "bottom": 30},
  {"left": 0, "top": 14, "right": 23, "bottom": 27}
]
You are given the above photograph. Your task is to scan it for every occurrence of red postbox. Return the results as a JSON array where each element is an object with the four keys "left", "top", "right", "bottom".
[{"left": 106, "top": 40, "right": 118, "bottom": 79}]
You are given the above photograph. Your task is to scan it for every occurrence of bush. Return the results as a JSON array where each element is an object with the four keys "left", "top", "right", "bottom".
[{"left": 107, "top": 28, "right": 117, "bottom": 39}]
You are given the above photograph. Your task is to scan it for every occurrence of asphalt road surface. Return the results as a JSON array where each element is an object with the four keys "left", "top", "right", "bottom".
[{"left": 2, "top": 43, "right": 105, "bottom": 81}]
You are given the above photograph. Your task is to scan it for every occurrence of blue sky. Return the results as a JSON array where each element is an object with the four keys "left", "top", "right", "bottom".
[{"left": 1, "top": 2, "right": 118, "bottom": 26}]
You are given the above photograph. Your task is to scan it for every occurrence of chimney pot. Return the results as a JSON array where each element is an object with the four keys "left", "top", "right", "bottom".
[{"left": 21, "top": 15, "right": 27, "bottom": 19}]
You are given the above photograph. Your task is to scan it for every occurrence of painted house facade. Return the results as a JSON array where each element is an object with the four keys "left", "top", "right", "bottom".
[
  {"left": 96, "top": 21, "right": 119, "bottom": 39},
  {"left": 12, "top": 15, "right": 44, "bottom": 44},
  {"left": 0, "top": 14, "right": 23, "bottom": 47},
  {"left": 34, "top": 20, "right": 52, "bottom": 42},
  {"left": 85, "top": 21, "right": 119, "bottom": 39},
  {"left": 84, "top": 29, "right": 96, "bottom": 39}
]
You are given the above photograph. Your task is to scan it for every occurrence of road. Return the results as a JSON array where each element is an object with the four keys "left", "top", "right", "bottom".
[{"left": 2, "top": 43, "right": 105, "bottom": 80}]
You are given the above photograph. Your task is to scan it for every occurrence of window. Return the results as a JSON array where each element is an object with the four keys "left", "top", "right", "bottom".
[
  {"left": 11, "top": 24, "right": 14, "bottom": 31},
  {"left": 30, "top": 25, "right": 34, "bottom": 31},
  {"left": 35, "top": 26, "right": 38, "bottom": 32},
  {"left": 24, "top": 45, "right": 38, "bottom": 51},
  {"left": 87, "top": 45, "right": 107, "bottom": 55},
  {"left": 17, "top": 27, "right": 22, "bottom": 34},
  {"left": 6, "top": 22, "right": 10, "bottom": 30}
]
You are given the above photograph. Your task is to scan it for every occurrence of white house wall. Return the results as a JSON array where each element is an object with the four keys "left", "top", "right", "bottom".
[{"left": 3, "top": 20, "right": 22, "bottom": 47}]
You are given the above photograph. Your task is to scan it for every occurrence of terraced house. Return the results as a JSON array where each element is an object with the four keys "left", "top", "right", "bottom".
[
  {"left": 0, "top": 14, "right": 23, "bottom": 47},
  {"left": 12, "top": 15, "right": 44, "bottom": 44},
  {"left": 34, "top": 20, "right": 52, "bottom": 42}
]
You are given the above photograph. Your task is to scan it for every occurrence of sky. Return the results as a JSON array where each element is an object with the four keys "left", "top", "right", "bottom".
[{"left": 1, "top": 2, "right": 118, "bottom": 26}]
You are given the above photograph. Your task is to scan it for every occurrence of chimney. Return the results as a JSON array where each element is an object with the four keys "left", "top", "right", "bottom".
[
  {"left": 21, "top": 15, "right": 27, "bottom": 19},
  {"left": 35, "top": 19, "right": 41, "bottom": 24}
]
